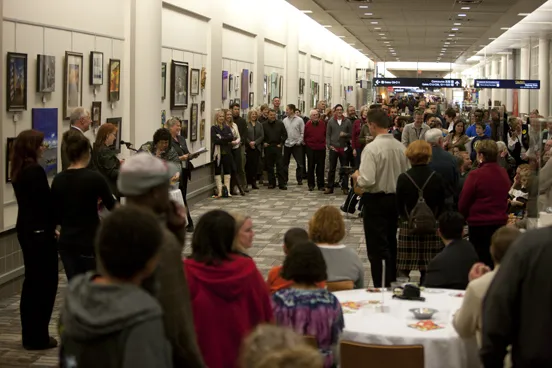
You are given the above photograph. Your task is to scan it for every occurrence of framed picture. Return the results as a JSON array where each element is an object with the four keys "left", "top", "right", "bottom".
[
  {"left": 5, "top": 138, "right": 15, "bottom": 183},
  {"left": 106, "top": 117, "right": 122, "bottom": 152},
  {"left": 234, "top": 75, "right": 240, "bottom": 92},
  {"left": 234, "top": 98, "right": 240, "bottom": 107},
  {"left": 249, "top": 72, "right": 253, "bottom": 85},
  {"left": 190, "top": 68, "right": 200, "bottom": 96},
  {"left": 200, "top": 101, "right": 205, "bottom": 113},
  {"left": 181, "top": 119, "right": 189, "bottom": 139},
  {"left": 37, "top": 54, "right": 55, "bottom": 93},
  {"left": 301, "top": 100, "right": 305, "bottom": 113},
  {"left": 64, "top": 51, "right": 83, "bottom": 119},
  {"left": 7, "top": 52, "right": 28, "bottom": 111},
  {"left": 170, "top": 60, "right": 188, "bottom": 109},
  {"left": 190, "top": 103, "right": 198, "bottom": 142},
  {"left": 222, "top": 71, "right": 228, "bottom": 100},
  {"left": 279, "top": 76, "right": 284, "bottom": 99},
  {"left": 200, "top": 119, "right": 205, "bottom": 141},
  {"left": 241, "top": 69, "right": 249, "bottom": 110},
  {"left": 32, "top": 108, "right": 58, "bottom": 176},
  {"left": 263, "top": 75, "right": 267, "bottom": 97},
  {"left": 89, "top": 51, "right": 103, "bottom": 86},
  {"left": 91, "top": 101, "right": 102, "bottom": 129},
  {"left": 161, "top": 62, "right": 167, "bottom": 100},
  {"left": 323, "top": 83, "right": 328, "bottom": 99},
  {"left": 200, "top": 67, "right": 207, "bottom": 90},
  {"left": 249, "top": 92, "right": 254, "bottom": 108},
  {"left": 161, "top": 109, "right": 166, "bottom": 128},
  {"left": 229, "top": 74, "right": 233, "bottom": 92},
  {"left": 229, "top": 99, "right": 234, "bottom": 106},
  {"left": 298, "top": 78, "right": 303, "bottom": 95},
  {"left": 108, "top": 58, "right": 121, "bottom": 102}
]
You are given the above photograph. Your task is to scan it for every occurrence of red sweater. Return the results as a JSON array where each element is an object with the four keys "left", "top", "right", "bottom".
[
  {"left": 352, "top": 118, "right": 364, "bottom": 150},
  {"left": 458, "top": 162, "right": 510, "bottom": 226},
  {"left": 304, "top": 120, "right": 327, "bottom": 150},
  {"left": 184, "top": 255, "right": 273, "bottom": 368}
]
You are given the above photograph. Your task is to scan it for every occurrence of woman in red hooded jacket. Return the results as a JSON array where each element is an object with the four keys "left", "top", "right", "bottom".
[{"left": 184, "top": 210, "right": 273, "bottom": 368}]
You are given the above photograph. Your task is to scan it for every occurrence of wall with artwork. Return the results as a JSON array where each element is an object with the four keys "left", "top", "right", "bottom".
[{"left": 298, "top": 52, "right": 307, "bottom": 113}]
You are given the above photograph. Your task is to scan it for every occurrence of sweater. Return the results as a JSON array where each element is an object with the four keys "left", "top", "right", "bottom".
[
  {"left": 318, "top": 245, "right": 364, "bottom": 289},
  {"left": 326, "top": 117, "right": 352, "bottom": 148},
  {"left": 424, "top": 239, "right": 478, "bottom": 290},
  {"left": 262, "top": 120, "right": 287, "bottom": 146},
  {"left": 458, "top": 162, "right": 510, "bottom": 226},
  {"left": 304, "top": 120, "right": 327, "bottom": 151}
]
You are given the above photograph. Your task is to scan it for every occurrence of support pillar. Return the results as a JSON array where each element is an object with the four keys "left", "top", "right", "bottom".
[
  {"left": 500, "top": 55, "right": 507, "bottom": 107},
  {"left": 506, "top": 52, "right": 515, "bottom": 112},
  {"left": 520, "top": 45, "right": 530, "bottom": 115},
  {"left": 491, "top": 58, "right": 499, "bottom": 106},
  {"left": 538, "top": 38, "right": 550, "bottom": 117}
]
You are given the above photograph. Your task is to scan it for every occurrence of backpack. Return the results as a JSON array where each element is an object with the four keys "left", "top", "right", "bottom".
[{"left": 405, "top": 172, "right": 437, "bottom": 235}]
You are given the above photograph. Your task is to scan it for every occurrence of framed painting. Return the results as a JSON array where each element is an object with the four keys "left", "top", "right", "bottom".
[
  {"left": 323, "top": 83, "right": 328, "bottom": 99},
  {"left": 161, "top": 62, "right": 167, "bottom": 100},
  {"left": 234, "top": 75, "right": 240, "bottom": 92},
  {"left": 241, "top": 69, "right": 249, "bottom": 110},
  {"left": 37, "top": 54, "right": 55, "bottom": 93},
  {"left": 301, "top": 100, "right": 305, "bottom": 113},
  {"left": 270, "top": 72, "right": 278, "bottom": 99},
  {"left": 91, "top": 101, "right": 102, "bottom": 129},
  {"left": 249, "top": 92, "right": 254, "bottom": 108},
  {"left": 5, "top": 138, "right": 15, "bottom": 183},
  {"left": 32, "top": 108, "right": 59, "bottom": 176},
  {"left": 200, "top": 101, "right": 205, "bottom": 113},
  {"left": 64, "top": 51, "right": 83, "bottom": 119},
  {"left": 263, "top": 75, "right": 267, "bottom": 97},
  {"left": 170, "top": 60, "right": 188, "bottom": 109},
  {"left": 190, "top": 103, "right": 198, "bottom": 142},
  {"left": 298, "top": 78, "right": 303, "bottom": 95},
  {"left": 234, "top": 98, "right": 240, "bottom": 107},
  {"left": 7, "top": 52, "right": 28, "bottom": 111},
  {"left": 181, "top": 119, "right": 189, "bottom": 139},
  {"left": 229, "top": 74, "right": 233, "bottom": 92},
  {"left": 222, "top": 71, "right": 228, "bottom": 100},
  {"left": 190, "top": 68, "right": 200, "bottom": 96},
  {"left": 229, "top": 99, "right": 234, "bottom": 106},
  {"left": 249, "top": 71, "right": 253, "bottom": 85},
  {"left": 89, "top": 51, "right": 103, "bottom": 86},
  {"left": 200, "top": 67, "right": 207, "bottom": 90},
  {"left": 106, "top": 117, "right": 122, "bottom": 152},
  {"left": 200, "top": 119, "right": 205, "bottom": 141},
  {"left": 161, "top": 109, "right": 166, "bottom": 128},
  {"left": 279, "top": 76, "right": 284, "bottom": 99},
  {"left": 108, "top": 58, "right": 121, "bottom": 102}
]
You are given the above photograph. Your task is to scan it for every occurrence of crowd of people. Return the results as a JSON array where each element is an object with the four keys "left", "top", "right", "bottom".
[{"left": 6, "top": 96, "right": 552, "bottom": 368}]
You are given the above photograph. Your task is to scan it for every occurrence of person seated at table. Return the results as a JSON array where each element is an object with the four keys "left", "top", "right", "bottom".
[
  {"left": 508, "top": 164, "right": 532, "bottom": 215},
  {"left": 308, "top": 206, "right": 364, "bottom": 289},
  {"left": 424, "top": 212, "right": 478, "bottom": 290},
  {"left": 271, "top": 241, "right": 344, "bottom": 368},
  {"left": 453, "top": 226, "right": 519, "bottom": 352},
  {"left": 266, "top": 228, "right": 325, "bottom": 294}
]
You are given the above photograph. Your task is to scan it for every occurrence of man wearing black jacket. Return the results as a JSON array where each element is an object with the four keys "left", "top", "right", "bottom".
[
  {"left": 262, "top": 110, "right": 287, "bottom": 189},
  {"left": 231, "top": 103, "right": 248, "bottom": 192}
]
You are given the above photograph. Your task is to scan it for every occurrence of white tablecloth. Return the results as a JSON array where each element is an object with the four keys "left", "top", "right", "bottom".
[{"left": 334, "top": 289, "right": 480, "bottom": 368}]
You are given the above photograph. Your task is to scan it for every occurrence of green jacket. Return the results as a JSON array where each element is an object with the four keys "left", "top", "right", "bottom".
[{"left": 92, "top": 145, "right": 120, "bottom": 196}]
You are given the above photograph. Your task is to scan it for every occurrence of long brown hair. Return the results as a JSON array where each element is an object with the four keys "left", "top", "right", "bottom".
[
  {"left": 11, "top": 129, "right": 44, "bottom": 182},
  {"left": 94, "top": 123, "right": 117, "bottom": 148}
]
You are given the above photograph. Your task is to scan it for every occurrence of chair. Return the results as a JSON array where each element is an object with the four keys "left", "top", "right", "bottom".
[
  {"left": 340, "top": 341, "right": 424, "bottom": 368},
  {"left": 326, "top": 280, "right": 354, "bottom": 292},
  {"left": 304, "top": 335, "right": 318, "bottom": 349}
]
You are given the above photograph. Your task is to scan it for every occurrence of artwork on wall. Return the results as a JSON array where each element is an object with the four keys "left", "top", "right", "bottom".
[
  {"left": 263, "top": 75, "right": 267, "bottom": 97},
  {"left": 323, "top": 83, "right": 328, "bottom": 99},
  {"left": 270, "top": 73, "right": 278, "bottom": 99},
  {"left": 32, "top": 108, "right": 58, "bottom": 176},
  {"left": 108, "top": 59, "right": 121, "bottom": 102},
  {"left": 161, "top": 63, "right": 167, "bottom": 100},
  {"left": 234, "top": 75, "right": 240, "bottom": 92},
  {"left": 279, "top": 76, "right": 284, "bottom": 100},
  {"left": 7, "top": 52, "right": 28, "bottom": 111},
  {"left": 229, "top": 74, "right": 233, "bottom": 92},
  {"left": 249, "top": 92, "right": 254, "bottom": 108},
  {"left": 190, "top": 103, "right": 198, "bottom": 142},
  {"left": 298, "top": 78, "right": 304, "bottom": 95},
  {"left": 5, "top": 138, "right": 15, "bottom": 183},
  {"left": 200, "top": 67, "right": 207, "bottom": 90},
  {"left": 200, "top": 119, "right": 205, "bottom": 141},
  {"left": 37, "top": 54, "right": 55, "bottom": 93},
  {"left": 89, "top": 51, "right": 103, "bottom": 86},
  {"left": 200, "top": 101, "right": 205, "bottom": 113},
  {"left": 181, "top": 119, "right": 189, "bottom": 139},
  {"left": 64, "top": 51, "right": 83, "bottom": 119},
  {"left": 249, "top": 72, "right": 253, "bottom": 85},
  {"left": 190, "top": 68, "right": 200, "bottom": 96},
  {"left": 222, "top": 71, "right": 228, "bottom": 100},
  {"left": 170, "top": 60, "right": 188, "bottom": 109},
  {"left": 328, "top": 83, "right": 332, "bottom": 104},
  {"left": 241, "top": 69, "right": 249, "bottom": 110},
  {"left": 161, "top": 109, "right": 166, "bottom": 128},
  {"left": 106, "top": 117, "right": 122, "bottom": 152},
  {"left": 301, "top": 100, "right": 305, "bottom": 113},
  {"left": 229, "top": 99, "right": 234, "bottom": 106},
  {"left": 91, "top": 101, "right": 102, "bottom": 129},
  {"left": 234, "top": 98, "right": 240, "bottom": 107}
]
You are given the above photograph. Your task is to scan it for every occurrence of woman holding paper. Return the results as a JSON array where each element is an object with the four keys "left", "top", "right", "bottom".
[{"left": 167, "top": 116, "right": 197, "bottom": 232}]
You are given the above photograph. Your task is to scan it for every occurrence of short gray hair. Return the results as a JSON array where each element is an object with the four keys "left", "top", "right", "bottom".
[
  {"left": 69, "top": 107, "right": 89, "bottom": 125},
  {"left": 166, "top": 117, "right": 181, "bottom": 129},
  {"left": 309, "top": 109, "right": 320, "bottom": 117},
  {"left": 425, "top": 128, "right": 444, "bottom": 145},
  {"left": 496, "top": 141, "right": 507, "bottom": 152}
]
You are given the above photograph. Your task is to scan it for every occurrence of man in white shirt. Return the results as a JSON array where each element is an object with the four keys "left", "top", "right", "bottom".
[
  {"left": 352, "top": 109, "right": 410, "bottom": 287},
  {"left": 61, "top": 107, "right": 92, "bottom": 170},
  {"left": 282, "top": 103, "right": 305, "bottom": 188}
]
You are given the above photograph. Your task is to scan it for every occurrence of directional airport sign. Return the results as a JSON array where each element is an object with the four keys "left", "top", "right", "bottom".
[
  {"left": 373, "top": 78, "right": 463, "bottom": 88},
  {"left": 473, "top": 79, "right": 540, "bottom": 90}
]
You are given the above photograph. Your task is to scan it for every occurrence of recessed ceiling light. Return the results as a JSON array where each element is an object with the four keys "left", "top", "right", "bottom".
[
  {"left": 458, "top": 13, "right": 467, "bottom": 17},
  {"left": 489, "top": 37, "right": 497, "bottom": 40},
  {"left": 445, "top": 42, "right": 450, "bottom": 44},
  {"left": 454, "top": 23, "right": 462, "bottom": 26},
  {"left": 364, "top": 12, "right": 373, "bottom": 16},
  {"left": 384, "top": 41, "right": 390, "bottom": 43},
  {"left": 500, "top": 27, "right": 510, "bottom": 30},
  {"left": 447, "top": 38, "right": 452, "bottom": 40},
  {"left": 374, "top": 27, "right": 381, "bottom": 29},
  {"left": 449, "top": 34, "right": 455, "bottom": 36},
  {"left": 301, "top": 10, "right": 313, "bottom": 14},
  {"left": 382, "top": 36, "right": 387, "bottom": 39},
  {"left": 451, "top": 28, "right": 459, "bottom": 31},
  {"left": 518, "top": 13, "right": 530, "bottom": 16},
  {"left": 338, "top": 36, "right": 346, "bottom": 38},
  {"left": 461, "top": 7, "right": 470, "bottom": 10},
  {"left": 379, "top": 33, "right": 385, "bottom": 36},
  {"left": 323, "top": 25, "right": 332, "bottom": 28},
  {"left": 359, "top": 5, "right": 368, "bottom": 8},
  {"left": 371, "top": 21, "right": 378, "bottom": 24}
]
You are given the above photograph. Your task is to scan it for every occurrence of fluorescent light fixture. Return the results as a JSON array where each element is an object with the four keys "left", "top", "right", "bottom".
[
  {"left": 444, "top": 42, "right": 450, "bottom": 44},
  {"left": 348, "top": 43, "right": 356, "bottom": 45},
  {"left": 379, "top": 33, "right": 385, "bottom": 36},
  {"left": 500, "top": 27, "right": 510, "bottom": 30},
  {"left": 359, "top": 5, "right": 368, "bottom": 8},
  {"left": 458, "top": 13, "right": 467, "bottom": 17},
  {"left": 489, "top": 37, "right": 497, "bottom": 40},
  {"left": 449, "top": 34, "right": 455, "bottom": 36},
  {"left": 323, "top": 25, "right": 332, "bottom": 28},
  {"left": 371, "top": 21, "right": 378, "bottom": 24},
  {"left": 338, "top": 36, "right": 346, "bottom": 38},
  {"left": 451, "top": 28, "right": 459, "bottom": 31},
  {"left": 454, "top": 23, "right": 462, "bottom": 25},
  {"left": 384, "top": 41, "right": 390, "bottom": 43},
  {"left": 301, "top": 10, "right": 313, "bottom": 13},
  {"left": 382, "top": 36, "right": 387, "bottom": 39},
  {"left": 461, "top": 7, "right": 470, "bottom": 10},
  {"left": 518, "top": 13, "right": 530, "bottom": 16},
  {"left": 364, "top": 12, "right": 373, "bottom": 15},
  {"left": 374, "top": 27, "right": 381, "bottom": 30}
]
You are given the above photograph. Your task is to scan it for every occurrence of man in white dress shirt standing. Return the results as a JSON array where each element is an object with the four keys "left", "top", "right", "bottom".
[
  {"left": 282, "top": 103, "right": 305, "bottom": 187},
  {"left": 352, "top": 109, "right": 410, "bottom": 287}
]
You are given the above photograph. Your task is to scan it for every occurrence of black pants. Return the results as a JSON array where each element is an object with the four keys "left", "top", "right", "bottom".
[
  {"left": 283, "top": 145, "right": 305, "bottom": 184},
  {"left": 362, "top": 193, "right": 398, "bottom": 287},
  {"left": 245, "top": 147, "right": 260, "bottom": 185},
  {"left": 354, "top": 148, "right": 362, "bottom": 170},
  {"left": 328, "top": 149, "right": 349, "bottom": 190},
  {"left": 469, "top": 224, "right": 503, "bottom": 268},
  {"left": 180, "top": 169, "right": 193, "bottom": 227},
  {"left": 265, "top": 145, "right": 285, "bottom": 187},
  {"left": 306, "top": 147, "right": 326, "bottom": 189},
  {"left": 214, "top": 153, "right": 233, "bottom": 175},
  {"left": 59, "top": 247, "right": 96, "bottom": 281},
  {"left": 17, "top": 231, "right": 58, "bottom": 347}
]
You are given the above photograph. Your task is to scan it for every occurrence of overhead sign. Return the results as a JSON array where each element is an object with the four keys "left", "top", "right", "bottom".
[
  {"left": 473, "top": 79, "right": 540, "bottom": 90},
  {"left": 373, "top": 78, "right": 463, "bottom": 88}
]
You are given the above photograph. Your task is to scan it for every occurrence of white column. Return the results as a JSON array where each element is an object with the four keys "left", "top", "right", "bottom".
[
  {"left": 129, "top": 0, "right": 161, "bottom": 146},
  {"left": 506, "top": 52, "right": 515, "bottom": 112},
  {"left": 520, "top": 45, "right": 530, "bottom": 115},
  {"left": 479, "top": 64, "right": 486, "bottom": 108},
  {"left": 485, "top": 61, "right": 492, "bottom": 108},
  {"left": 491, "top": 58, "right": 499, "bottom": 106},
  {"left": 286, "top": 13, "right": 299, "bottom": 107},
  {"left": 538, "top": 38, "right": 550, "bottom": 117},
  {"left": 500, "top": 55, "right": 507, "bottom": 106}
]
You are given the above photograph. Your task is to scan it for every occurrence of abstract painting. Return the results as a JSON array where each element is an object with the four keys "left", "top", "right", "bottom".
[
  {"left": 161, "top": 109, "right": 166, "bottom": 128},
  {"left": 7, "top": 52, "right": 27, "bottom": 111},
  {"left": 106, "top": 117, "right": 122, "bottom": 152},
  {"left": 200, "top": 67, "right": 207, "bottom": 90},
  {"left": 37, "top": 54, "right": 55, "bottom": 93},
  {"left": 200, "top": 119, "right": 205, "bottom": 141},
  {"left": 108, "top": 59, "right": 121, "bottom": 102},
  {"left": 32, "top": 108, "right": 58, "bottom": 176},
  {"left": 91, "top": 101, "right": 102, "bottom": 129},
  {"left": 64, "top": 51, "right": 83, "bottom": 119},
  {"left": 241, "top": 69, "right": 249, "bottom": 110},
  {"left": 89, "top": 51, "right": 103, "bottom": 85},
  {"left": 190, "top": 68, "right": 200, "bottom": 96},
  {"left": 161, "top": 62, "right": 167, "bottom": 100},
  {"left": 190, "top": 103, "right": 198, "bottom": 142},
  {"left": 170, "top": 60, "right": 188, "bottom": 109},
  {"left": 222, "top": 71, "right": 228, "bottom": 100},
  {"left": 5, "top": 138, "right": 15, "bottom": 183}
]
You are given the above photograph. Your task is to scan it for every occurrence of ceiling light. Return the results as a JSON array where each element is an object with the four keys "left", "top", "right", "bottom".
[
  {"left": 357, "top": 48, "right": 363, "bottom": 51},
  {"left": 379, "top": 33, "right": 385, "bottom": 36},
  {"left": 489, "top": 37, "right": 497, "bottom": 40},
  {"left": 454, "top": 23, "right": 462, "bottom": 26},
  {"left": 323, "top": 25, "right": 332, "bottom": 28},
  {"left": 384, "top": 41, "right": 390, "bottom": 43},
  {"left": 382, "top": 36, "right": 386, "bottom": 39},
  {"left": 458, "top": 13, "right": 467, "bottom": 17},
  {"left": 359, "top": 5, "right": 368, "bottom": 8},
  {"left": 451, "top": 28, "right": 459, "bottom": 31},
  {"left": 445, "top": 42, "right": 450, "bottom": 44},
  {"left": 364, "top": 12, "right": 373, "bottom": 15},
  {"left": 374, "top": 27, "right": 381, "bottom": 29},
  {"left": 461, "top": 7, "right": 470, "bottom": 10},
  {"left": 338, "top": 36, "right": 346, "bottom": 38},
  {"left": 392, "top": 53, "right": 397, "bottom": 56},
  {"left": 449, "top": 34, "right": 455, "bottom": 36},
  {"left": 371, "top": 21, "right": 378, "bottom": 24},
  {"left": 518, "top": 13, "right": 530, "bottom": 16},
  {"left": 500, "top": 27, "right": 510, "bottom": 30},
  {"left": 301, "top": 10, "right": 313, "bottom": 13}
]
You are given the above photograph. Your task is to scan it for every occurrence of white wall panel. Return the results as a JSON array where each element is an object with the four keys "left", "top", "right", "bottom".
[
  {"left": 222, "top": 28, "right": 255, "bottom": 62},
  {"left": 264, "top": 41, "right": 285, "bottom": 69},
  {"left": 162, "top": 7, "right": 208, "bottom": 54}
]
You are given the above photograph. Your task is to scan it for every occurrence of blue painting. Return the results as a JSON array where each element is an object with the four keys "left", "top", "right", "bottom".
[{"left": 32, "top": 108, "right": 58, "bottom": 176}]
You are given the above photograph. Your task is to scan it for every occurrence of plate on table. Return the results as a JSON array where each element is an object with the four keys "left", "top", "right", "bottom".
[
  {"left": 408, "top": 320, "right": 445, "bottom": 332},
  {"left": 449, "top": 292, "right": 464, "bottom": 298}
]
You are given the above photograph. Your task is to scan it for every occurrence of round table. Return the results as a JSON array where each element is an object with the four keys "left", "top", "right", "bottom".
[{"left": 334, "top": 289, "right": 480, "bottom": 368}]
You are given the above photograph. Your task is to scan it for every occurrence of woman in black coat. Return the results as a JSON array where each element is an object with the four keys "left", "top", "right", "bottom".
[{"left": 91, "top": 123, "right": 121, "bottom": 199}]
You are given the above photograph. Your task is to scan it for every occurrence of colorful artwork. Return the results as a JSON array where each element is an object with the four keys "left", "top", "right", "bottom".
[
  {"left": 170, "top": 60, "right": 188, "bottom": 109},
  {"left": 64, "top": 51, "right": 83, "bottom": 119},
  {"left": 200, "top": 119, "right": 205, "bottom": 141},
  {"left": 108, "top": 59, "right": 121, "bottom": 102},
  {"left": 7, "top": 52, "right": 27, "bottom": 111},
  {"left": 222, "top": 71, "right": 228, "bottom": 100},
  {"left": 200, "top": 67, "right": 207, "bottom": 90},
  {"left": 161, "top": 109, "right": 166, "bottom": 128},
  {"left": 37, "top": 54, "right": 55, "bottom": 93},
  {"left": 190, "top": 103, "right": 198, "bottom": 142},
  {"left": 32, "top": 108, "right": 59, "bottom": 176},
  {"left": 89, "top": 51, "right": 103, "bottom": 86},
  {"left": 241, "top": 69, "right": 249, "bottom": 110}
]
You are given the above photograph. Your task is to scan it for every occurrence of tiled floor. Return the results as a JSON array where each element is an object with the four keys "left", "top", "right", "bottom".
[{"left": 0, "top": 181, "right": 378, "bottom": 367}]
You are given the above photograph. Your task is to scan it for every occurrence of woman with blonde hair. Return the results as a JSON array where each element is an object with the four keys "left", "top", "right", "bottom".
[
  {"left": 232, "top": 212, "right": 254, "bottom": 257},
  {"left": 226, "top": 108, "right": 245, "bottom": 196},
  {"left": 245, "top": 109, "right": 264, "bottom": 190},
  {"left": 211, "top": 109, "right": 234, "bottom": 198},
  {"left": 309, "top": 205, "right": 364, "bottom": 288},
  {"left": 92, "top": 123, "right": 120, "bottom": 198}
]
